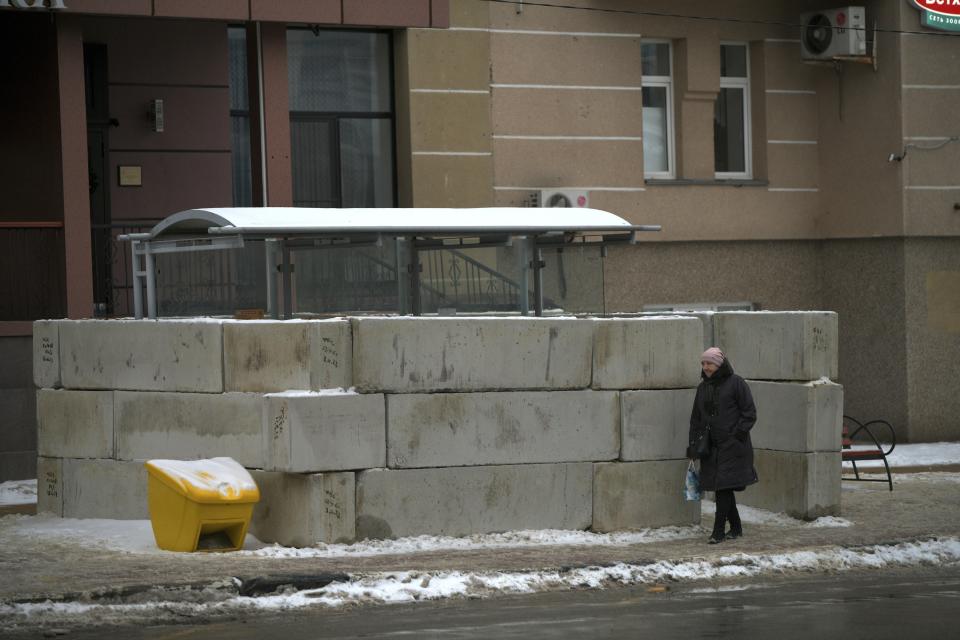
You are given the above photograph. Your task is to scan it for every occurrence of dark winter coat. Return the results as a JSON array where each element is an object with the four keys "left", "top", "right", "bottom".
[{"left": 687, "top": 359, "right": 758, "bottom": 492}]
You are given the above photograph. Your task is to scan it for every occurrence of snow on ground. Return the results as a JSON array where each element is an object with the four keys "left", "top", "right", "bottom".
[
  {"left": 842, "top": 441, "right": 960, "bottom": 468},
  {"left": 0, "top": 479, "right": 35, "bottom": 506},
  {"left": 1, "top": 498, "right": 860, "bottom": 561},
  {"left": 2, "top": 537, "right": 959, "bottom": 626},
  {"left": 2, "top": 468, "right": 960, "bottom": 628},
  {"left": 700, "top": 500, "right": 853, "bottom": 528}
]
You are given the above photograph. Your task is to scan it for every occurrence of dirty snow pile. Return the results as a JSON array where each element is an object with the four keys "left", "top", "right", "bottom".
[
  {"left": 253, "top": 537, "right": 960, "bottom": 609},
  {"left": 842, "top": 441, "right": 960, "bottom": 468},
  {"left": 3, "top": 537, "right": 959, "bottom": 627},
  {"left": 0, "top": 479, "right": 35, "bottom": 506}
]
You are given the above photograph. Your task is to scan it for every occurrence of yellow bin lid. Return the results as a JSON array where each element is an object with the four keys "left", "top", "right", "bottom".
[{"left": 145, "top": 457, "right": 260, "bottom": 504}]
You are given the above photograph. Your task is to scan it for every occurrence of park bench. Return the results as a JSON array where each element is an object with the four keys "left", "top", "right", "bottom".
[{"left": 842, "top": 415, "right": 896, "bottom": 491}]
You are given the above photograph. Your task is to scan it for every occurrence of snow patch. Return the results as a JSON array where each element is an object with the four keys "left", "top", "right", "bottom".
[
  {"left": 4, "top": 538, "right": 957, "bottom": 624},
  {"left": 0, "top": 479, "right": 36, "bottom": 506}
]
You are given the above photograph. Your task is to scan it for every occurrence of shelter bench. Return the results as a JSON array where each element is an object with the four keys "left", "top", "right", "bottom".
[{"left": 842, "top": 415, "right": 896, "bottom": 491}]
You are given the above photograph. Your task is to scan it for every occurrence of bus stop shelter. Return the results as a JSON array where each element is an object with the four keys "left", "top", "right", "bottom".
[{"left": 120, "top": 207, "right": 660, "bottom": 319}]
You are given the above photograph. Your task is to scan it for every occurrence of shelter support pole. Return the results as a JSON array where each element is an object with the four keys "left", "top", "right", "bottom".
[
  {"left": 281, "top": 240, "right": 292, "bottom": 319},
  {"left": 265, "top": 239, "right": 279, "bottom": 319},
  {"left": 396, "top": 238, "right": 410, "bottom": 315},
  {"left": 529, "top": 237, "right": 544, "bottom": 317},
  {"left": 145, "top": 247, "right": 157, "bottom": 319},
  {"left": 131, "top": 240, "right": 144, "bottom": 320},
  {"left": 409, "top": 238, "right": 422, "bottom": 316},
  {"left": 518, "top": 236, "right": 529, "bottom": 316}
]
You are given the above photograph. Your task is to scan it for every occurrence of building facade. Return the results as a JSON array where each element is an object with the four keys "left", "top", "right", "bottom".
[{"left": 1, "top": 0, "right": 958, "bottom": 480}]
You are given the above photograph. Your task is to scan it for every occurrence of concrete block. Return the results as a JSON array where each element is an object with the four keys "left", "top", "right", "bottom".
[
  {"left": 592, "top": 461, "right": 701, "bottom": 532},
  {"left": 750, "top": 380, "right": 843, "bottom": 452},
  {"left": 249, "top": 470, "right": 355, "bottom": 546},
  {"left": 620, "top": 389, "right": 696, "bottom": 461},
  {"left": 33, "top": 320, "right": 61, "bottom": 389},
  {"left": 737, "top": 449, "right": 841, "bottom": 520},
  {"left": 224, "top": 319, "right": 352, "bottom": 392},
  {"left": 356, "top": 463, "right": 593, "bottom": 539},
  {"left": 59, "top": 319, "right": 224, "bottom": 392},
  {"left": 265, "top": 392, "right": 385, "bottom": 472},
  {"left": 633, "top": 312, "right": 715, "bottom": 350},
  {"left": 62, "top": 458, "right": 149, "bottom": 520},
  {"left": 592, "top": 317, "right": 703, "bottom": 389},
  {"left": 115, "top": 391, "right": 263, "bottom": 467},
  {"left": 387, "top": 391, "right": 619, "bottom": 468},
  {"left": 714, "top": 312, "right": 838, "bottom": 381},
  {"left": 36, "top": 457, "right": 62, "bottom": 516},
  {"left": 37, "top": 389, "right": 114, "bottom": 459},
  {"left": 352, "top": 317, "right": 593, "bottom": 392}
]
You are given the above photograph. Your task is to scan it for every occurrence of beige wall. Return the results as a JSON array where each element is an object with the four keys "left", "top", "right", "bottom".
[
  {"left": 899, "top": 3, "right": 960, "bottom": 238},
  {"left": 904, "top": 238, "right": 960, "bottom": 441},
  {"left": 396, "top": 1, "right": 493, "bottom": 207},
  {"left": 603, "top": 240, "right": 823, "bottom": 313},
  {"left": 821, "top": 239, "right": 909, "bottom": 439},
  {"left": 401, "top": 0, "right": 960, "bottom": 243}
]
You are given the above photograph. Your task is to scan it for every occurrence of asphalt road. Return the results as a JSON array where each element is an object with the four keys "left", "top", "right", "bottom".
[{"left": 26, "top": 565, "right": 960, "bottom": 640}]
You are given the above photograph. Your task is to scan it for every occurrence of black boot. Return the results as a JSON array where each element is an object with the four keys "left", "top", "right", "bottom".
[
  {"left": 711, "top": 489, "right": 733, "bottom": 544},
  {"left": 726, "top": 498, "right": 743, "bottom": 539}
]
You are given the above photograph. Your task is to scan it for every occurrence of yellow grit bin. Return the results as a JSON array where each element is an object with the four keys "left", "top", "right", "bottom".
[{"left": 144, "top": 457, "right": 260, "bottom": 552}]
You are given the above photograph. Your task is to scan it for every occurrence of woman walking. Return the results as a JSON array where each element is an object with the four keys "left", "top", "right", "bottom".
[{"left": 688, "top": 347, "right": 758, "bottom": 544}]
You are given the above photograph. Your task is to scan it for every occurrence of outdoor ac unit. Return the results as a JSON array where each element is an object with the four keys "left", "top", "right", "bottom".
[
  {"left": 800, "top": 6, "right": 866, "bottom": 60},
  {"left": 539, "top": 189, "right": 589, "bottom": 208}
]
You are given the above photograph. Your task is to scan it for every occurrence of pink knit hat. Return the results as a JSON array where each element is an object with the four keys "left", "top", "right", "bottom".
[{"left": 701, "top": 347, "right": 725, "bottom": 367}]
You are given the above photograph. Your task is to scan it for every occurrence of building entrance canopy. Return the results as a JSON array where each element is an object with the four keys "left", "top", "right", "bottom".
[{"left": 121, "top": 207, "right": 660, "bottom": 319}]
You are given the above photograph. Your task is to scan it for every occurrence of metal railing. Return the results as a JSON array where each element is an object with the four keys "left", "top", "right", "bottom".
[
  {"left": 420, "top": 248, "right": 522, "bottom": 312},
  {"left": 112, "top": 231, "right": 529, "bottom": 316},
  {"left": 92, "top": 221, "right": 159, "bottom": 317},
  {"left": 2, "top": 220, "right": 531, "bottom": 320},
  {"left": 295, "top": 244, "right": 523, "bottom": 314}
]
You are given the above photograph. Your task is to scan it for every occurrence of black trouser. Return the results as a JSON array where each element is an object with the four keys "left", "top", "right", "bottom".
[{"left": 713, "top": 489, "right": 742, "bottom": 538}]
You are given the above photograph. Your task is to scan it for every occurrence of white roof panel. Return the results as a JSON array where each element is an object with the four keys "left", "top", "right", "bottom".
[{"left": 149, "top": 207, "right": 647, "bottom": 238}]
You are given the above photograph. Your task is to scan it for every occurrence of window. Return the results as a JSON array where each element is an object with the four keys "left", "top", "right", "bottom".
[
  {"left": 228, "top": 27, "right": 252, "bottom": 206},
  {"left": 641, "top": 40, "right": 674, "bottom": 179},
  {"left": 714, "top": 43, "right": 751, "bottom": 178},
  {"left": 287, "top": 29, "right": 395, "bottom": 208}
]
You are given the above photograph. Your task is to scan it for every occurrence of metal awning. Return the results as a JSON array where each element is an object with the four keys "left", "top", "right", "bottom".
[{"left": 120, "top": 207, "right": 660, "bottom": 319}]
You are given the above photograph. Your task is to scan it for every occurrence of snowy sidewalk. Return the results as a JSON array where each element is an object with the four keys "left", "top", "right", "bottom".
[{"left": 2, "top": 467, "right": 960, "bottom": 632}]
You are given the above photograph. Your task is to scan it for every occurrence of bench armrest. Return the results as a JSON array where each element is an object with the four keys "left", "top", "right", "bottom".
[{"left": 849, "top": 419, "right": 896, "bottom": 457}]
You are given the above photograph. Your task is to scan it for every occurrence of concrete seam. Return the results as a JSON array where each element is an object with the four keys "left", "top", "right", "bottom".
[
  {"left": 219, "top": 322, "right": 226, "bottom": 393},
  {"left": 383, "top": 393, "right": 390, "bottom": 469},
  {"left": 110, "top": 389, "right": 117, "bottom": 461}
]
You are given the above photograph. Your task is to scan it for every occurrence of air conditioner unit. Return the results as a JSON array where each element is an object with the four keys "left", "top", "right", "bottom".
[
  {"left": 539, "top": 189, "right": 589, "bottom": 208},
  {"left": 800, "top": 6, "right": 866, "bottom": 60}
]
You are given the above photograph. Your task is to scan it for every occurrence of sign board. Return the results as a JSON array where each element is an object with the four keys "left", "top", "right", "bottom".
[
  {"left": 0, "top": 0, "right": 68, "bottom": 8},
  {"left": 910, "top": 0, "right": 960, "bottom": 31},
  {"left": 118, "top": 166, "right": 142, "bottom": 187}
]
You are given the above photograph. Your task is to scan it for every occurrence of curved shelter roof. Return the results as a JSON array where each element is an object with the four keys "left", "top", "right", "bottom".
[
  {"left": 122, "top": 207, "right": 660, "bottom": 320},
  {"left": 146, "top": 207, "right": 656, "bottom": 239}
]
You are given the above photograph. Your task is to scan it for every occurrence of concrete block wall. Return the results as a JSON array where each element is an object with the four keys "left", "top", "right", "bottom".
[{"left": 34, "top": 312, "right": 841, "bottom": 544}]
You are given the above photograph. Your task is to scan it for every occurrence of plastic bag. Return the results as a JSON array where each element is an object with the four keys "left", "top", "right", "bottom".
[{"left": 684, "top": 460, "right": 702, "bottom": 501}]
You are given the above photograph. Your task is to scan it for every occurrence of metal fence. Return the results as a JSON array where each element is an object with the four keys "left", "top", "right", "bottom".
[{"left": 109, "top": 232, "right": 538, "bottom": 317}]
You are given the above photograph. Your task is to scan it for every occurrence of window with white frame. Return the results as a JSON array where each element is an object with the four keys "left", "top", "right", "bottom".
[
  {"left": 641, "top": 40, "right": 674, "bottom": 179},
  {"left": 714, "top": 43, "right": 751, "bottom": 178}
]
